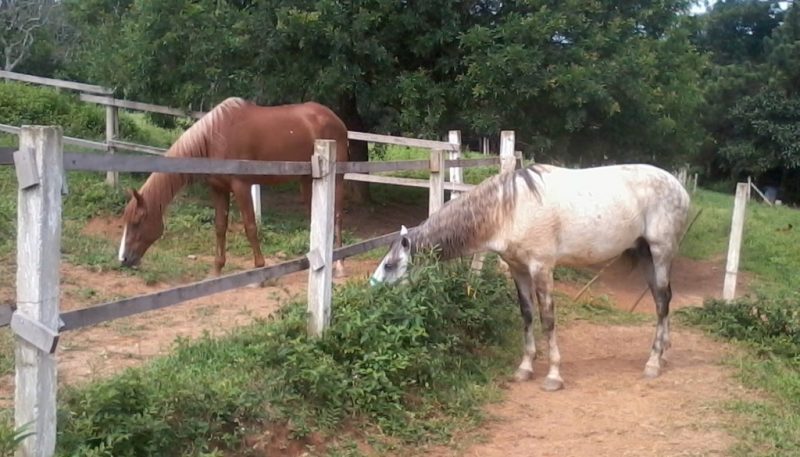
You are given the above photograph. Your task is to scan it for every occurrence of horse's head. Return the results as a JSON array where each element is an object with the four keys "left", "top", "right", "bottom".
[
  {"left": 370, "top": 225, "right": 412, "bottom": 286},
  {"left": 118, "top": 189, "right": 164, "bottom": 267}
]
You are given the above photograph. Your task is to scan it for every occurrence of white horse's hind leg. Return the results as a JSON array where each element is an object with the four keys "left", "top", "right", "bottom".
[
  {"left": 643, "top": 246, "right": 674, "bottom": 378},
  {"left": 535, "top": 269, "right": 564, "bottom": 391},
  {"left": 511, "top": 270, "right": 537, "bottom": 382}
]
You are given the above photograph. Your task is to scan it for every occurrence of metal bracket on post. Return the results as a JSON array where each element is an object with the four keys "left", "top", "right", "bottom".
[
  {"left": 311, "top": 154, "right": 330, "bottom": 179},
  {"left": 429, "top": 152, "right": 442, "bottom": 173},
  {"left": 13, "top": 148, "right": 40, "bottom": 190},
  {"left": 10, "top": 313, "right": 59, "bottom": 354},
  {"left": 306, "top": 249, "right": 325, "bottom": 271}
]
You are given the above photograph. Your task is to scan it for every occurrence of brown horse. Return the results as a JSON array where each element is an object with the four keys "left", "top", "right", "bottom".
[{"left": 118, "top": 97, "right": 350, "bottom": 277}]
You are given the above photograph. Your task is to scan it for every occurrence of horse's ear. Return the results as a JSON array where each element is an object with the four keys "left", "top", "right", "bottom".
[
  {"left": 128, "top": 188, "right": 144, "bottom": 207},
  {"left": 400, "top": 225, "right": 408, "bottom": 236}
]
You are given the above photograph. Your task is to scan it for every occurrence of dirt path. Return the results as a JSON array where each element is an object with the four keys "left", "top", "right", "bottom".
[
  {"left": 417, "top": 253, "right": 750, "bottom": 457},
  {"left": 424, "top": 322, "right": 741, "bottom": 457}
]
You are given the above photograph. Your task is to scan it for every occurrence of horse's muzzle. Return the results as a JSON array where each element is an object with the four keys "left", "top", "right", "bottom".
[{"left": 120, "top": 255, "right": 141, "bottom": 268}]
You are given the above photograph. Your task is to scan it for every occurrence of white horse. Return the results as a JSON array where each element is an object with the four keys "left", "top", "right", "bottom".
[{"left": 370, "top": 163, "right": 691, "bottom": 391}]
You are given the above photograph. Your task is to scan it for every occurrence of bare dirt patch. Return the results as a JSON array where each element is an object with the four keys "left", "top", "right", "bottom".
[
  {"left": 559, "top": 255, "right": 752, "bottom": 313},
  {"left": 423, "top": 322, "right": 745, "bottom": 457}
]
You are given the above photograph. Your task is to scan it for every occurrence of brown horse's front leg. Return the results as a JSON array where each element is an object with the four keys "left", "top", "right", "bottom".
[
  {"left": 210, "top": 187, "right": 231, "bottom": 276},
  {"left": 231, "top": 181, "right": 266, "bottom": 269}
]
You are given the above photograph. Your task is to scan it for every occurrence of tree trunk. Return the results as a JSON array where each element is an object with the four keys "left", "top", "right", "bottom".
[{"left": 338, "top": 92, "right": 370, "bottom": 203}]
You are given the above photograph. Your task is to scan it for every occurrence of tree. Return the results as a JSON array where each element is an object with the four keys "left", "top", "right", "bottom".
[
  {"left": 457, "top": 0, "right": 706, "bottom": 165},
  {"left": 0, "top": 0, "right": 55, "bottom": 71},
  {"left": 65, "top": 0, "right": 708, "bottom": 196},
  {"left": 690, "top": 0, "right": 787, "bottom": 181}
]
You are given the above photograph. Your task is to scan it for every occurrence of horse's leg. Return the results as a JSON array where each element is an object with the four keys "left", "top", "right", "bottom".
[
  {"left": 535, "top": 268, "right": 564, "bottom": 391},
  {"left": 333, "top": 174, "right": 345, "bottom": 278},
  {"left": 210, "top": 187, "right": 231, "bottom": 276},
  {"left": 642, "top": 245, "right": 674, "bottom": 378},
  {"left": 511, "top": 269, "right": 537, "bottom": 382},
  {"left": 231, "top": 180, "right": 266, "bottom": 269}
]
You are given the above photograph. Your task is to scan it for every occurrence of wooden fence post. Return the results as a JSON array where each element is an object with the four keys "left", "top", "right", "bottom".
[
  {"left": 105, "top": 105, "right": 118, "bottom": 186},
  {"left": 471, "top": 130, "right": 515, "bottom": 272},
  {"left": 499, "top": 131, "right": 516, "bottom": 174},
  {"left": 307, "top": 139, "right": 337, "bottom": 337},
  {"left": 723, "top": 182, "right": 749, "bottom": 301},
  {"left": 429, "top": 149, "right": 445, "bottom": 215},
  {"left": 448, "top": 130, "right": 463, "bottom": 201},
  {"left": 14, "top": 126, "right": 63, "bottom": 457}
]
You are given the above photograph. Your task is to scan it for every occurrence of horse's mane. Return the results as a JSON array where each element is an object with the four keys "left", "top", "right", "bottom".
[
  {"left": 164, "top": 97, "right": 250, "bottom": 159},
  {"left": 123, "top": 97, "right": 250, "bottom": 222},
  {"left": 413, "top": 166, "right": 541, "bottom": 259}
]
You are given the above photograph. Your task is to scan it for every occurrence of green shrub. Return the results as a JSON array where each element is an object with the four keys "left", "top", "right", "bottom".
[
  {"left": 679, "top": 293, "right": 800, "bottom": 361},
  {"left": 56, "top": 256, "right": 517, "bottom": 456},
  {"left": 0, "top": 82, "right": 167, "bottom": 144}
]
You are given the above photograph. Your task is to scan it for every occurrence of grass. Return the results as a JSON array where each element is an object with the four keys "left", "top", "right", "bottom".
[
  {"left": 681, "top": 189, "right": 800, "bottom": 295},
  {"left": 676, "top": 187, "right": 800, "bottom": 457}
]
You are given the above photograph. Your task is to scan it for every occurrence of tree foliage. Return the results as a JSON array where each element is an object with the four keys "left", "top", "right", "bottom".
[
  {"left": 695, "top": 0, "right": 800, "bottom": 197},
  {"left": 60, "top": 0, "right": 704, "bottom": 170}
]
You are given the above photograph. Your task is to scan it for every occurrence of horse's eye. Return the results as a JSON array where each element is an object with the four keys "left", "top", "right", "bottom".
[{"left": 384, "top": 262, "right": 396, "bottom": 271}]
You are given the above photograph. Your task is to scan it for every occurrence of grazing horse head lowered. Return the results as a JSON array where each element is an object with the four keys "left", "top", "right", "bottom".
[
  {"left": 117, "top": 97, "right": 350, "bottom": 277},
  {"left": 118, "top": 188, "right": 164, "bottom": 267},
  {"left": 370, "top": 163, "right": 691, "bottom": 392}
]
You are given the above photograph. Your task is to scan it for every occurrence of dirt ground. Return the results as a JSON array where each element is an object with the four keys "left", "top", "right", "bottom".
[{"left": 0, "top": 199, "right": 753, "bottom": 457}]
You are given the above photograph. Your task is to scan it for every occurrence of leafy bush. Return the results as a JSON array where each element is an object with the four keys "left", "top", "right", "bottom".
[
  {"left": 0, "top": 82, "right": 153, "bottom": 143},
  {"left": 56, "top": 256, "right": 517, "bottom": 456},
  {"left": 679, "top": 294, "right": 800, "bottom": 361}
]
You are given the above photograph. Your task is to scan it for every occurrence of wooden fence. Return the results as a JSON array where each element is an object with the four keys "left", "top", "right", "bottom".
[
  {"left": 0, "top": 122, "right": 514, "bottom": 456},
  {"left": 0, "top": 70, "right": 472, "bottom": 225}
]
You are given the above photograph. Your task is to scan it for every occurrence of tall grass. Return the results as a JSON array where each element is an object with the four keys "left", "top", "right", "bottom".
[{"left": 679, "top": 187, "right": 800, "bottom": 456}]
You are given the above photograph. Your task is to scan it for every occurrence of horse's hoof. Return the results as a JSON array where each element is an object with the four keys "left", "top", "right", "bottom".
[
  {"left": 333, "top": 260, "right": 346, "bottom": 278},
  {"left": 643, "top": 364, "right": 661, "bottom": 378},
  {"left": 513, "top": 368, "right": 534, "bottom": 382},
  {"left": 542, "top": 376, "right": 564, "bottom": 392}
]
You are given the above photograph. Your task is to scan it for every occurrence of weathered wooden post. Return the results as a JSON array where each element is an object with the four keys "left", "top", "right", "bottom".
[
  {"left": 723, "top": 182, "right": 748, "bottom": 301},
  {"left": 13, "top": 126, "right": 63, "bottom": 457},
  {"left": 447, "top": 130, "right": 463, "bottom": 201},
  {"left": 429, "top": 149, "right": 445, "bottom": 215},
  {"left": 499, "top": 131, "right": 516, "bottom": 173},
  {"left": 307, "top": 139, "right": 337, "bottom": 337},
  {"left": 105, "top": 105, "right": 119, "bottom": 186},
  {"left": 472, "top": 130, "right": 516, "bottom": 272}
]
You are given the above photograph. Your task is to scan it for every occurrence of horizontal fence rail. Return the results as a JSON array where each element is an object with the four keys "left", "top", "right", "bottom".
[
  {"left": 0, "top": 230, "right": 403, "bottom": 330},
  {"left": 344, "top": 173, "right": 476, "bottom": 192},
  {"left": 348, "top": 131, "right": 457, "bottom": 151},
  {"left": 0, "top": 124, "right": 108, "bottom": 151},
  {"left": 80, "top": 93, "right": 206, "bottom": 119},
  {"left": 1, "top": 150, "right": 499, "bottom": 176},
  {"left": 0, "top": 70, "right": 113, "bottom": 95}
]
